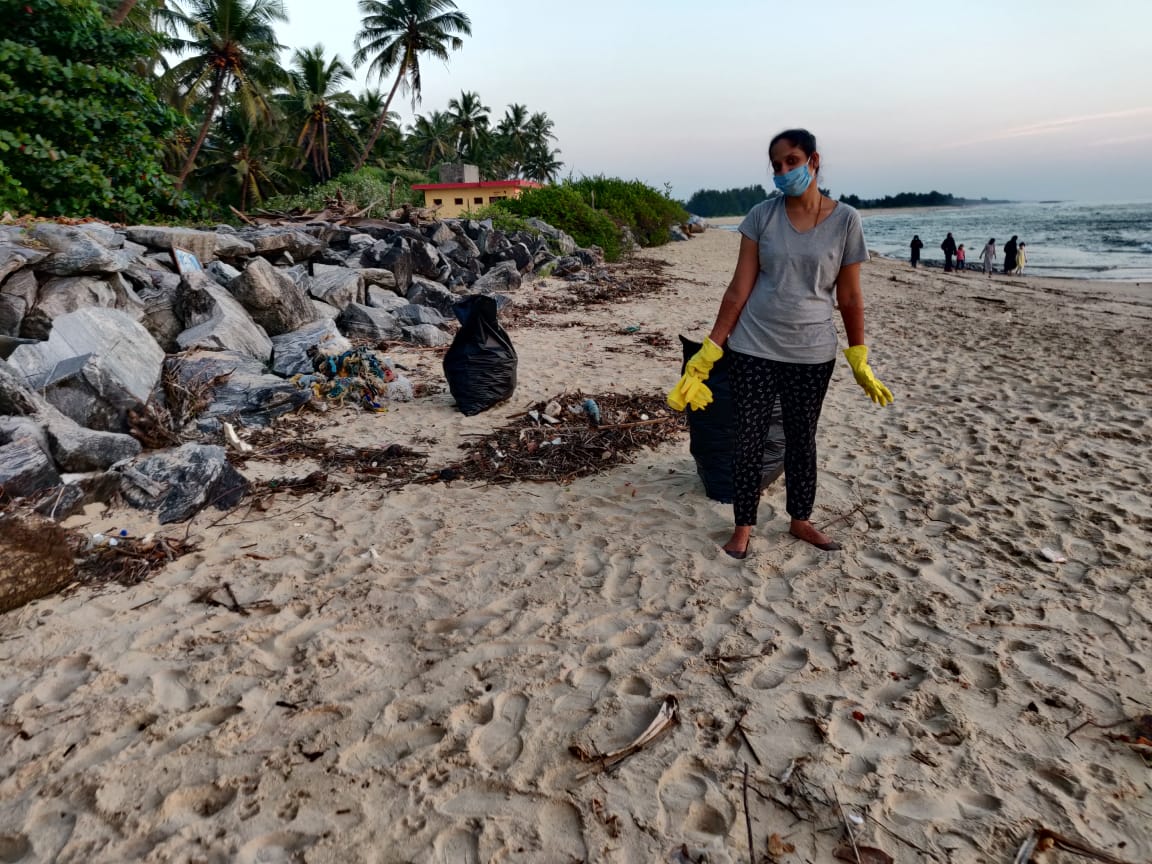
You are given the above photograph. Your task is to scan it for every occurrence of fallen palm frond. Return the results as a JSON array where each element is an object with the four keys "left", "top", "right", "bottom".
[
  {"left": 570, "top": 695, "right": 679, "bottom": 778},
  {"left": 1012, "top": 827, "right": 1140, "bottom": 864}
]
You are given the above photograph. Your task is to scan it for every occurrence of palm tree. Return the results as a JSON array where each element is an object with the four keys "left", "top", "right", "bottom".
[
  {"left": 351, "top": 0, "right": 472, "bottom": 170},
  {"left": 446, "top": 90, "right": 489, "bottom": 161},
  {"left": 347, "top": 90, "right": 404, "bottom": 165},
  {"left": 407, "top": 111, "right": 457, "bottom": 170},
  {"left": 522, "top": 145, "right": 563, "bottom": 184},
  {"left": 525, "top": 111, "right": 557, "bottom": 153},
  {"left": 495, "top": 103, "right": 530, "bottom": 176},
  {"left": 285, "top": 45, "right": 358, "bottom": 182},
  {"left": 164, "top": 0, "right": 289, "bottom": 190},
  {"left": 195, "top": 102, "right": 295, "bottom": 210}
]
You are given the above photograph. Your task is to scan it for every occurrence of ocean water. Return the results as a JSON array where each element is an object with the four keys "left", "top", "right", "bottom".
[{"left": 718, "top": 200, "right": 1152, "bottom": 281}]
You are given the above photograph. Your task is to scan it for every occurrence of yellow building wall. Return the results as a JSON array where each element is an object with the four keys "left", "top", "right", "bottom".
[{"left": 423, "top": 185, "right": 526, "bottom": 219}]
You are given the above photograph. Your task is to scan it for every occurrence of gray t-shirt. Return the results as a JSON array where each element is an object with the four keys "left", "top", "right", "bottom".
[{"left": 730, "top": 197, "right": 869, "bottom": 363}]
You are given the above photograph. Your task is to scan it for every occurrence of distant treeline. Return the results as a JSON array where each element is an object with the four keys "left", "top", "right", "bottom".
[
  {"left": 838, "top": 191, "right": 1006, "bottom": 209},
  {"left": 684, "top": 185, "right": 771, "bottom": 217}
]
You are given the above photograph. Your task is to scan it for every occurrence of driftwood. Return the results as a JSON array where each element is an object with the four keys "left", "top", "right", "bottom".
[
  {"left": 570, "top": 695, "right": 679, "bottom": 778},
  {"left": 1012, "top": 827, "right": 1140, "bottom": 864}
]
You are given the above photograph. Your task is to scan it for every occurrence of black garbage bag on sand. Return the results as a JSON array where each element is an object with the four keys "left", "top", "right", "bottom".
[
  {"left": 444, "top": 295, "right": 517, "bottom": 416},
  {"left": 680, "top": 336, "right": 784, "bottom": 503}
]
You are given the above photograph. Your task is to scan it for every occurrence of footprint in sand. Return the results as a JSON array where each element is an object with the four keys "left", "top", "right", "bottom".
[
  {"left": 470, "top": 691, "right": 529, "bottom": 771},
  {"left": 29, "top": 653, "right": 93, "bottom": 706},
  {"left": 750, "top": 646, "right": 808, "bottom": 690},
  {"left": 0, "top": 834, "right": 31, "bottom": 864},
  {"left": 433, "top": 827, "right": 480, "bottom": 864}
]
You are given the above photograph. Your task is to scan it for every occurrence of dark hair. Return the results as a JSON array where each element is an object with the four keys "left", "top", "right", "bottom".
[
  {"left": 989, "top": 238, "right": 995, "bottom": 243},
  {"left": 770, "top": 128, "right": 817, "bottom": 158}
]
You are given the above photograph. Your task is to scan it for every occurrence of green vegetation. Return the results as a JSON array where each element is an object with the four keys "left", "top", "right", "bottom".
[
  {"left": 264, "top": 166, "right": 430, "bottom": 217},
  {"left": 494, "top": 185, "right": 621, "bottom": 260},
  {"left": 838, "top": 191, "right": 1006, "bottom": 209},
  {"left": 685, "top": 185, "right": 771, "bottom": 217},
  {"left": 469, "top": 206, "right": 541, "bottom": 238},
  {"left": 567, "top": 176, "right": 688, "bottom": 248},
  {"left": 491, "top": 177, "right": 688, "bottom": 262},
  {"left": 0, "top": 0, "right": 179, "bottom": 220},
  {"left": 1, "top": 0, "right": 567, "bottom": 219}
]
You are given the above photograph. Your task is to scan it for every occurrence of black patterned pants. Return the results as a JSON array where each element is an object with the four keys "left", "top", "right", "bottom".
[{"left": 730, "top": 352, "right": 835, "bottom": 525}]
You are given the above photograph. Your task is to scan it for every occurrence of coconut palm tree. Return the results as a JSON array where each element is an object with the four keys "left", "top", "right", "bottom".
[
  {"left": 446, "top": 90, "right": 489, "bottom": 161},
  {"left": 109, "top": 0, "right": 141, "bottom": 25},
  {"left": 164, "top": 0, "right": 289, "bottom": 190},
  {"left": 522, "top": 145, "right": 563, "bottom": 184},
  {"left": 495, "top": 103, "right": 530, "bottom": 176},
  {"left": 407, "top": 111, "right": 457, "bottom": 170},
  {"left": 525, "top": 111, "right": 557, "bottom": 153},
  {"left": 347, "top": 90, "right": 405, "bottom": 165},
  {"left": 351, "top": 0, "right": 472, "bottom": 170},
  {"left": 195, "top": 102, "right": 295, "bottom": 210},
  {"left": 285, "top": 45, "right": 358, "bottom": 182}
]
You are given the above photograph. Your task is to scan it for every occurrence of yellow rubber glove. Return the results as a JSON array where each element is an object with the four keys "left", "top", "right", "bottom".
[
  {"left": 668, "top": 338, "right": 723, "bottom": 411},
  {"left": 843, "top": 345, "right": 894, "bottom": 406}
]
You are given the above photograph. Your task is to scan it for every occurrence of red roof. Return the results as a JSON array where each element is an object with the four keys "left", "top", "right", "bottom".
[{"left": 411, "top": 180, "right": 543, "bottom": 191}]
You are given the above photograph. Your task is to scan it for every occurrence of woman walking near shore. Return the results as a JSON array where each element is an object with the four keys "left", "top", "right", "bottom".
[
  {"left": 981, "top": 239, "right": 997, "bottom": 277},
  {"left": 668, "top": 128, "right": 893, "bottom": 557}
]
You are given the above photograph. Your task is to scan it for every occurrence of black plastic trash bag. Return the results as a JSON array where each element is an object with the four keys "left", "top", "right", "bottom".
[
  {"left": 443, "top": 295, "right": 517, "bottom": 416},
  {"left": 680, "top": 336, "right": 785, "bottom": 503}
]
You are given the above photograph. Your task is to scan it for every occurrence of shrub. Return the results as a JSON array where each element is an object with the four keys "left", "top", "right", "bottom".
[
  {"left": 0, "top": 0, "right": 180, "bottom": 220},
  {"left": 264, "top": 167, "right": 431, "bottom": 217},
  {"left": 494, "top": 185, "right": 621, "bottom": 260},
  {"left": 567, "top": 176, "right": 689, "bottom": 247},
  {"left": 469, "top": 205, "right": 541, "bottom": 238}
]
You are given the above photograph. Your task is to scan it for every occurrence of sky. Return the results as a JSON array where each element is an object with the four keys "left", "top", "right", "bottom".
[{"left": 276, "top": 0, "right": 1152, "bottom": 202}]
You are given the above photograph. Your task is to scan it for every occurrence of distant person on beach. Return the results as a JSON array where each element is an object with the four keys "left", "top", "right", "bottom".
[
  {"left": 1004, "top": 235, "right": 1019, "bottom": 274},
  {"left": 981, "top": 239, "right": 997, "bottom": 276},
  {"left": 1014, "top": 242, "right": 1027, "bottom": 275},
  {"left": 667, "top": 128, "right": 892, "bottom": 558},
  {"left": 910, "top": 235, "right": 924, "bottom": 268},
  {"left": 955, "top": 244, "right": 966, "bottom": 272},
  {"left": 941, "top": 232, "right": 957, "bottom": 271}
]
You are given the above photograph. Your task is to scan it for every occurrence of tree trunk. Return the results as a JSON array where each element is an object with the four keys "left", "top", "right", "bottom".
[
  {"left": 354, "top": 65, "right": 406, "bottom": 171},
  {"left": 175, "top": 74, "right": 224, "bottom": 191},
  {"left": 109, "top": 0, "right": 139, "bottom": 25}
]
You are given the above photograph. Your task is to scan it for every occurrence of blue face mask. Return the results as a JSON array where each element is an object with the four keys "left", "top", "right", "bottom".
[{"left": 774, "top": 161, "right": 813, "bottom": 197}]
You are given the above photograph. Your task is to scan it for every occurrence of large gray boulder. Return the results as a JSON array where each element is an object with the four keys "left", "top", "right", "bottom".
[
  {"left": 125, "top": 226, "right": 255, "bottom": 261},
  {"left": 410, "top": 239, "right": 451, "bottom": 282},
  {"left": 406, "top": 276, "right": 460, "bottom": 318},
  {"left": 7, "top": 307, "right": 163, "bottom": 433},
  {"left": 308, "top": 268, "right": 364, "bottom": 310},
  {"left": 0, "top": 293, "right": 26, "bottom": 337},
  {"left": 175, "top": 271, "right": 272, "bottom": 361},
  {"left": 1, "top": 236, "right": 47, "bottom": 282},
  {"left": 392, "top": 303, "right": 448, "bottom": 327},
  {"left": 0, "top": 434, "right": 61, "bottom": 499},
  {"left": 46, "top": 422, "right": 141, "bottom": 473},
  {"left": 359, "top": 268, "right": 399, "bottom": 292},
  {"left": 402, "top": 324, "right": 452, "bottom": 348},
  {"left": 22, "top": 272, "right": 143, "bottom": 340},
  {"left": 472, "top": 260, "right": 522, "bottom": 294},
  {"left": 27, "top": 224, "right": 127, "bottom": 276},
  {"left": 229, "top": 257, "right": 317, "bottom": 337},
  {"left": 270, "top": 319, "right": 351, "bottom": 377},
  {"left": 367, "top": 287, "right": 407, "bottom": 312},
  {"left": 237, "top": 228, "right": 324, "bottom": 260},
  {"left": 526, "top": 218, "right": 578, "bottom": 255},
  {"left": 118, "top": 443, "right": 249, "bottom": 524},
  {"left": 335, "top": 303, "right": 401, "bottom": 342},
  {"left": 361, "top": 239, "right": 412, "bottom": 291}
]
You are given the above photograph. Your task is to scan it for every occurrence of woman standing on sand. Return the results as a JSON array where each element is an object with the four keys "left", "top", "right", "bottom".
[
  {"left": 981, "top": 238, "right": 997, "bottom": 276},
  {"left": 667, "top": 128, "right": 893, "bottom": 557},
  {"left": 910, "top": 234, "right": 924, "bottom": 268}
]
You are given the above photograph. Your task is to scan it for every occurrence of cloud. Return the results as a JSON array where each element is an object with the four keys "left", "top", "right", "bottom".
[{"left": 940, "top": 106, "right": 1152, "bottom": 149}]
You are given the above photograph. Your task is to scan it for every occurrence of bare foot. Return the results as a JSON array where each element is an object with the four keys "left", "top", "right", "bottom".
[
  {"left": 789, "top": 519, "right": 842, "bottom": 551},
  {"left": 722, "top": 526, "right": 752, "bottom": 559}
]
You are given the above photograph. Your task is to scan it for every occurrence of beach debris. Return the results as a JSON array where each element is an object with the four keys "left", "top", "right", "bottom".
[
  {"left": 570, "top": 694, "right": 679, "bottom": 778},
  {"left": 222, "top": 422, "right": 253, "bottom": 453},
  {"left": 767, "top": 833, "right": 796, "bottom": 859},
  {"left": 1038, "top": 546, "right": 1067, "bottom": 563},
  {"left": 74, "top": 530, "right": 197, "bottom": 588},
  {"left": 590, "top": 798, "right": 620, "bottom": 838},
  {"left": 432, "top": 392, "right": 683, "bottom": 485},
  {"left": 582, "top": 397, "right": 601, "bottom": 426},
  {"left": 1011, "top": 827, "right": 1139, "bottom": 864}
]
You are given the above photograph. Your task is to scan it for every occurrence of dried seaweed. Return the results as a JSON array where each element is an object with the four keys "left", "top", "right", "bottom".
[
  {"left": 73, "top": 533, "right": 198, "bottom": 588},
  {"left": 431, "top": 392, "right": 684, "bottom": 485}
]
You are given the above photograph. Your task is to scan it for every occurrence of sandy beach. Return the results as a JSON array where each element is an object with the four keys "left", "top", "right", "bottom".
[{"left": 2, "top": 225, "right": 1150, "bottom": 862}]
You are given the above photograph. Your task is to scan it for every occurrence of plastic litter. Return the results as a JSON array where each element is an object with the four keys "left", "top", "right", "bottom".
[
  {"left": 1039, "top": 547, "right": 1067, "bottom": 563},
  {"left": 582, "top": 398, "right": 601, "bottom": 426}
]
